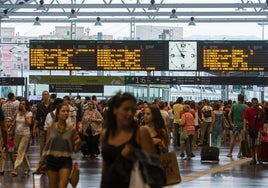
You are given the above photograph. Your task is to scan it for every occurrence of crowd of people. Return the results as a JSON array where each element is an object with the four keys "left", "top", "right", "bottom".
[{"left": 0, "top": 91, "right": 267, "bottom": 187}]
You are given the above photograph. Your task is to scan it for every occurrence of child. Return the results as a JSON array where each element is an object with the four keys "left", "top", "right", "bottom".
[{"left": 0, "top": 117, "right": 16, "bottom": 175}]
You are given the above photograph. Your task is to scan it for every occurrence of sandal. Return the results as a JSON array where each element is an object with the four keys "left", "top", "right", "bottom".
[
  {"left": 11, "top": 170, "right": 18, "bottom": 177},
  {"left": 24, "top": 170, "right": 30, "bottom": 176}
]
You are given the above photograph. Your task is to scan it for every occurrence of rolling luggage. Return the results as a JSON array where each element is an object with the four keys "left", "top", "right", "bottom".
[
  {"left": 241, "top": 139, "right": 251, "bottom": 158},
  {"left": 201, "top": 133, "right": 219, "bottom": 162},
  {"left": 261, "top": 142, "right": 268, "bottom": 162}
]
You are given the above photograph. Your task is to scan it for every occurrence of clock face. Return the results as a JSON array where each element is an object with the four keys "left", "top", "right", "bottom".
[{"left": 169, "top": 41, "right": 197, "bottom": 70}]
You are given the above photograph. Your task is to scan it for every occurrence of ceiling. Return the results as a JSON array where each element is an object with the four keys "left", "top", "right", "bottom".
[{"left": 0, "top": 0, "right": 268, "bottom": 24}]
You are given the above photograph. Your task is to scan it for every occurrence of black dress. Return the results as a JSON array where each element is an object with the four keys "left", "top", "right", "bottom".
[{"left": 100, "top": 126, "right": 139, "bottom": 188}]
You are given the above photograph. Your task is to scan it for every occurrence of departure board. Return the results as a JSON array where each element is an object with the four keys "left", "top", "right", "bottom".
[
  {"left": 30, "top": 40, "right": 168, "bottom": 71},
  {"left": 198, "top": 40, "right": 268, "bottom": 71}
]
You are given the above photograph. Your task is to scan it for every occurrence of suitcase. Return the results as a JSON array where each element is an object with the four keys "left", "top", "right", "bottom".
[
  {"left": 241, "top": 139, "right": 251, "bottom": 158},
  {"left": 261, "top": 142, "right": 268, "bottom": 162},
  {"left": 200, "top": 133, "right": 219, "bottom": 162},
  {"left": 81, "top": 142, "right": 90, "bottom": 156}
]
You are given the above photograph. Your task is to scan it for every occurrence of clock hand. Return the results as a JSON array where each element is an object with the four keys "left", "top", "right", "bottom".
[{"left": 175, "top": 44, "right": 185, "bottom": 58}]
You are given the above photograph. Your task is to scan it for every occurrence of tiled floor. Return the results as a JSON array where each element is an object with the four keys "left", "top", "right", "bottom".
[{"left": 1, "top": 139, "right": 268, "bottom": 188}]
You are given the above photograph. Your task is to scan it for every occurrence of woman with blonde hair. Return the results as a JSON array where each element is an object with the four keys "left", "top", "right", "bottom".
[
  {"left": 81, "top": 100, "right": 103, "bottom": 158},
  {"left": 180, "top": 104, "right": 195, "bottom": 160}
]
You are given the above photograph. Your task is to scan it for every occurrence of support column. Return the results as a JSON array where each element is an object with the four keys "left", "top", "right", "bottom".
[{"left": 130, "top": 17, "right": 135, "bottom": 40}]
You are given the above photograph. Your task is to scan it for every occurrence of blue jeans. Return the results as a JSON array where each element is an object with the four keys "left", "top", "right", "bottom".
[{"left": 211, "top": 131, "right": 222, "bottom": 148}]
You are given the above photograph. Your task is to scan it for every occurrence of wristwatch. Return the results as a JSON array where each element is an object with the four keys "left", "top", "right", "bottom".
[{"left": 169, "top": 41, "right": 197, "bottom": 70}]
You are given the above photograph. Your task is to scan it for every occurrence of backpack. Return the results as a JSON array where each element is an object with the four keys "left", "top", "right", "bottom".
[
  {"left": 203, "top": 109, "right": 212, "bottom": 118},
  {"left": 50, "top": 111, "right": 55, "bottom": 121}
]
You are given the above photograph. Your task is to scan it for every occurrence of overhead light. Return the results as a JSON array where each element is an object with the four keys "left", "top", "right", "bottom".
[
  {"left": 1, "top": 9, "right": 9, "bottom": 20},
  {"left": 95, "top": 17, "right": 102, "bottom": 26},
  {"left": 263, "top": 0, "right": 268, "bottom": 10},
  {"left": 17, "top": 0, "right": 25, "bottom": 5},
  {"left": 188, "top": 17, "right": 196, "bottom": 26},
  {"left": 170, "top": 9, "right": 178, "bottom": 20},
  {"left": 148, "top": 0, "right": 157, "bottom": 11},
  {"left": 33, "top": 16, "right": 41, "bottom": 26},
  {"left": 69, "top": 9, "right": 77, "bottom": 21},
  {"left": 36, "top": 0, "right": 46, "bottom": 11}
]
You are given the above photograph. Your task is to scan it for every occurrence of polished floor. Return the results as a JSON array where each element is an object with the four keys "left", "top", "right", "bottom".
[{"left": 0, "top": 138, "right": 268, "bottom": 188}]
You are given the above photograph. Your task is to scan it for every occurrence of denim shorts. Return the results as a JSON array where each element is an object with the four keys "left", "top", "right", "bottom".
[
  {"left": 232, "top": 125, "right": 243, "bottom": 137},
  {"left": 45, "top": 155, "right": 72, "bottom": 171}
]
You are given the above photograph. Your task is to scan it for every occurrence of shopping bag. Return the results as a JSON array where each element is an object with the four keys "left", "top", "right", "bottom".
[
  {"left": 134, "top": 148, "right": 166, "bottom": 188},
  {"left": 129, "top": 161, "right": 150, "bottom": 188},
  {"left": 180, "top": 126, "right": 188, "bottom": 140},
  {"left": 69, "top": 162, "right": 80, "bottom": 188},
  {"left": 159, "top": 151, "right": 181, "bottom": 185}
]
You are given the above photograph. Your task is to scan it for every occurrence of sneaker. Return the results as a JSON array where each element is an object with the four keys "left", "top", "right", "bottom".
[
  {"left": 237, "top": 153, "right": 242, "bottom": 159},
  {"left": 250, "top": 160, "right": 257, "bottom": 165},
  {"left": 184, "top": 157, "right": 191, "bottom": 161},
  {"left": 190, "top": 153, "right": 195, "bottom": 157},
  {"left": 180, "top": 153, "right": 185, "bottom": 158},
  {"left": 226, "top": 153, "right": 233, "bottom": 158}
]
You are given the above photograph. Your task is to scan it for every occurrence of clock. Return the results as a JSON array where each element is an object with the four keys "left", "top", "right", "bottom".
[{"left": 169, "top": 41, "right": 197, "bottom": 70}]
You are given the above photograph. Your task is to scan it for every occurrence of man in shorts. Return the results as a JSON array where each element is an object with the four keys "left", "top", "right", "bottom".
[{"left": 226, "top": 94, "right": 248, "bottom": 158}]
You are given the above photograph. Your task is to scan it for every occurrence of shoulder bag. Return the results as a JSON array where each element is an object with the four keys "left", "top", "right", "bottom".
[
  {"left": 134, "top": 148, "right": 166, "bottom": 188},
  {"left": 180, "top": 114, "right": 188, "bottom": 140}
]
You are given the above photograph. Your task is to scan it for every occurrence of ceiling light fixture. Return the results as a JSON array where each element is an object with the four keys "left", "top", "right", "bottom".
[
  {"left": 69, "top": 9, "right": 77, "bottom": 21},
  {"left": 95, "top": 17, "right": 102, "bottom": 26},
  {"left": 33, "top": 16, "right": 41, "bottom": 26},
  {"left": 36, "top": 0, "right": 46, "bottom": 11},
  {"left": 263, "top": 0, "right": 268, "bottom": 10},
  {"left": 148, "top": 0, "right": 157, "bottom": 11},
  {"left": 170, "top": 9, "right": 178, "bottom": 20},
  {"left": 188, "top": 17, "right": 196, "bottom": 26},
  {"left": 1, "top": 9, "right": 9, "bottom": 20}
]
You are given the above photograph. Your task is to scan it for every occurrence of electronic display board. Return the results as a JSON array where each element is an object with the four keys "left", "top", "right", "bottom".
[
  {"left": 0, "top": 77, "right": 24, "bottom": 86},
  {"left": 198, "top": 40, "right": 268, "bottom": 71},
  {"left": 30, "top": 40, "right": 168, "bottom": 71},
  {"left": 49, "top": 85, "right": 104, "bottom": 93},
  {"left": 125, "top": 76, "right": 268, "bottom": 85}
]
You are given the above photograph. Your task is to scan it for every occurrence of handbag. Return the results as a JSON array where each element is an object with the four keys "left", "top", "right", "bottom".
[
  {"left": 223, "top": 116, "right": 230, "bottom": 129},
  {"left": 180, "top": 126, "right": 188, "bottom": 140},
  {"left": 73, "top": 133, "right": 82, "bottom": 153},
  {"left": 69, "top": 162, "right": 80, "bottom": 188},
  {"left": 129, "top": 161, "right": 150, "bottom": 188},
  {"left": 134, "top": 148, "right": 166, "bottom": 188},
  {"left": 159, "top": 151, "right": 181, "bottom": 185}
]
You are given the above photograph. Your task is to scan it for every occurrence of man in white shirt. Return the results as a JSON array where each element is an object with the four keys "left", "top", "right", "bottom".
[{"left": 44, "top": 98, "right": 72, "bottom": 131}]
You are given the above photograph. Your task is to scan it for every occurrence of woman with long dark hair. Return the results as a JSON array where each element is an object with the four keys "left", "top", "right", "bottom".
[
  {"left": 11, "top": 98, "right": 32, "bottom": 176},
  {"left": 143, "top": 104, "right": 169, "bottom": 154},
  {"left": 100, "top": 92, "right": 156, "bottom": 188}
]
